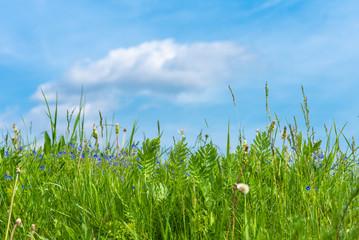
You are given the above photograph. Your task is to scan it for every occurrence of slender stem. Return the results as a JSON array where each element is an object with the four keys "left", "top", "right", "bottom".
[
  {"left": 121, "top": 131, "right": 126, "bottom": 149},
  {"left": 5, "top": 173, "right": 19, "bottom": 240},
  {"left": 116, "top": 133, "right": 119, "bottom": 158},
  {"left": 75, "top": 141, "right": 86, "bottom": 194},
  {"left": 30, "top": 224, "right": 36, "bottom": 240},
  {"left": 226, "top": 161, "right": 247, "bottom": 239},
  {"left": 10, "top": 222, "right": 20, "bottom": 240},
  {"left": 336, "top": 188, "right": 359, "bottom": 239}
]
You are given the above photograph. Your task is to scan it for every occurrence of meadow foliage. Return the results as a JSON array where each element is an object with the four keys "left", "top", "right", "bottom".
[{"left": 1, "top": 87, "right": 358, "bottom": 239}]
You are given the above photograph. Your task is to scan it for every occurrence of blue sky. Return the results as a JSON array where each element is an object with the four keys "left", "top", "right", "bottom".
[{"left": 1, "top": 0, "right": 359, "bottom": 151}]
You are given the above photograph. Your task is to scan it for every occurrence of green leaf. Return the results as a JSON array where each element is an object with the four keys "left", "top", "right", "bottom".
[
  {"left": 44, "top": 131, "right": 51, "bottom": 156},
  {"left": 137, "top": 137, "right": 160, "bottom": 182},
  {"left": 57, "top": 135, "right": 65, "bottom": 152}
]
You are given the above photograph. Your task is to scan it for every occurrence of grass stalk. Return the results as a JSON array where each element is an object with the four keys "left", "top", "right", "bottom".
[{"left": 5, "top": 168, "right": 21, "bottom": 240}]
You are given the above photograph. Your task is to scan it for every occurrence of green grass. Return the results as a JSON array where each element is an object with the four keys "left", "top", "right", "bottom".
[{"left": 0, "top": 89, "right": 359, "bottom": 239}]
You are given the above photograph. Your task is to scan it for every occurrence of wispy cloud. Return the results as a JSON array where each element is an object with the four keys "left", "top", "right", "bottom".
[{"left": 258, "top": 0, "right": 282, "bottom": 11}]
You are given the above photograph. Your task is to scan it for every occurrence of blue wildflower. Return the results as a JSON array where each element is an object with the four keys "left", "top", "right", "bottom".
[
  {"left": 306, "top": 186, "right": 310, "bottom": 191},
  {"left": 40, "top": 166, "right": 45, "bottom": 170},
  {"left": 4, "top": 174, "right": 12, "bottom": 180}
]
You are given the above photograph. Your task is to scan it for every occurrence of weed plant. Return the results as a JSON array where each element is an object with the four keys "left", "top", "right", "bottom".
[{"left": 0, "top": 87, "right": 358, "bottom": 239}]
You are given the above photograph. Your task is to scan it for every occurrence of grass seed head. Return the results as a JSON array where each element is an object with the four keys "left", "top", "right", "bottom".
[
  {"left": 282, "top": 126, "right": 287, "bottom": 139},
  {"left": 92, "top": 124, "right": 98, "bottom": 139},
  {"left": 268, "top": 120, "right": 276, "bottom": 132},
  {"left": 116, "top": 123, "right": 120, "bottom": 134},
  {"left": 244, "top": 146, "right": 249, "bottom": 155},
  {"left": 13, "top": 123, "right": 19, "bottom": 135}
]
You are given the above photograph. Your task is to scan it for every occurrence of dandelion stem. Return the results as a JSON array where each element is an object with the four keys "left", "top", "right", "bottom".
[
  {"left": 10, "top": 218, "right": 21, "bottom": 240},
  {"left": 226, "top": 160, "right": 247, "bottom": 240}
]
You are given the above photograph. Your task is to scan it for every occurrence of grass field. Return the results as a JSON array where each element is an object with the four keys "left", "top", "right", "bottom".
[{"left": 1, "top": 88, "right": 359, "bottom": 239}]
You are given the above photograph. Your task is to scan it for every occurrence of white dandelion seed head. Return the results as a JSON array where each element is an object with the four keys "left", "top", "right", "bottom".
[
  {"left": 236, "top": 183, "right": 249, "bottom": 195},
  {"left": 178, "top": 129, "right": 186, "bottom": 135}
]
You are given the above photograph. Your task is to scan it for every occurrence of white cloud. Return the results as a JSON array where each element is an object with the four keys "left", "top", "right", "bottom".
[
  {"left": 13, "top": 39, "right": 256, "bottom": 145},
  {"left": 32, "top": 39, "right": 255, "bottom": 112}
]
